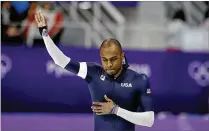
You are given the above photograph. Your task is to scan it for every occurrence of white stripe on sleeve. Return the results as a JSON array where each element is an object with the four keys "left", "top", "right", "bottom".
[
  {"left": 43, "top": 35, "right": 71, "bottom": 68},
  {"left": 77, "top": 62, "right": 88, "bottom": 79},
  {"left": 116, "top": 108, "right": 154, "bottom": 127}
]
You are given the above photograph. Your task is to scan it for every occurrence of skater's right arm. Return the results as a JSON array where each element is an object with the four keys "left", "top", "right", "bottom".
[{"left": 35, "top": 10, "right": 97, "bottom": 80}]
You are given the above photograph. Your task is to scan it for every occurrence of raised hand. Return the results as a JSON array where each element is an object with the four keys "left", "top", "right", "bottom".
[{"left": 35, "top": 10, "right": 47, "bottom": 28}]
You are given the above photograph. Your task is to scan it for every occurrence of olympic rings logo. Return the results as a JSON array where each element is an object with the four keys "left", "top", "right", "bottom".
[
  {"left": 1, "top": 54, "right": 12, "bottom": 79},
  {"left": 188, "top": 61, "right": 209, "bottom": 87}
]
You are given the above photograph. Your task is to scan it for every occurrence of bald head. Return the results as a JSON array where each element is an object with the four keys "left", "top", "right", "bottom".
[
  {"left": 99, "top": 38, "right": 124, "bottom": 77},
  {"left": 100, "top": 38, "right": 122, "bottom": 53}
]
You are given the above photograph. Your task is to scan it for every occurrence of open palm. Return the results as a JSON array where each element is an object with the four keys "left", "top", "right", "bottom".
[{"left": 35, "top": 10, "right": 47, "bottom": 28}]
